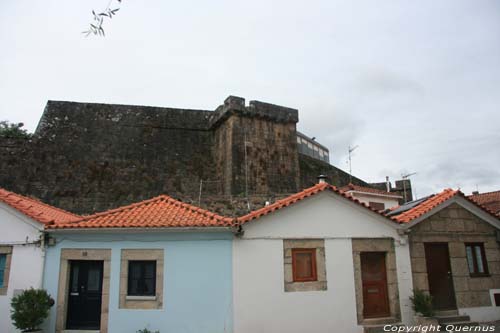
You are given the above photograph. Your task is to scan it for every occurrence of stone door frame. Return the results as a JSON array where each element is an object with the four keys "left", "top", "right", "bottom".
[{"left": 56, "top": 249, "right": 111, "bottom": 333}]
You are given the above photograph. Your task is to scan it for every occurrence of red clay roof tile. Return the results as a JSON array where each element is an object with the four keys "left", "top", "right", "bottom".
[
  {"left": 391, "top": 189, "right": 500, "bottom": 223},
  {"left": 468, "top": 190, "right": 500, "bottom": 216},
  {"left": 0, "top": 188, "right": 81, "bottom": 225},
  {"left": 48, "top": 194, "right": 235, "bottom": 229}
]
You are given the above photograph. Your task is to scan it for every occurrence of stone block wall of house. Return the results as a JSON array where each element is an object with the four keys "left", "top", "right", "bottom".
[{"left": 409, "top": 203, "right": 500, "bottom": 309}]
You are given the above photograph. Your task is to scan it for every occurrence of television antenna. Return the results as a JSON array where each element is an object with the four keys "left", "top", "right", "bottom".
[
  {"left": 401, "top": 172, "right": 417, "bottom": 203},
  {"left": 348, "top": 145, "right": 359, "bottom": 183}
]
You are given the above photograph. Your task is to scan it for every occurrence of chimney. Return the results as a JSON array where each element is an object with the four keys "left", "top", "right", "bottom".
[
  {"left": 317, "top": 175, "right": 328, "bottom": 184},
  {"left": 472, "top": 191, "right": 479, "bottom": 195},
  {"left": 386, "top": 176, "right": 391, "bottom": 192}
]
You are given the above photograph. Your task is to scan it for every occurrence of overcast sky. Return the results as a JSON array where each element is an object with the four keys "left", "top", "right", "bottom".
[{"left": 1, "top": 0, "right": 499, "bottom": 198}]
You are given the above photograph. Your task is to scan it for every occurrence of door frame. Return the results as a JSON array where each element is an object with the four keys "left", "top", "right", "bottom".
[
  {"left": 360, "top": 252, "right": 391, "bottom": 318},
  {"left": 56, "top": 249, "right": 111, "bottom": 333},
  {"left": 66, "top": 260, "right": 104, "bottom": 330},
  {"left": 424, "top": 242, "right": 457, "bottom": 310},
  {"left": 352, "top": 238, "right": 401, "bottom": 324}
]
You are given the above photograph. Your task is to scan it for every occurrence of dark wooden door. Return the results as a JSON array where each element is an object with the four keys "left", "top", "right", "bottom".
[
  {"left": 66, "top": 260, "right": 103, "bottom": 330},
  {"left": 424, "top": 243, "right": 457, "bottom": 310},
  {"left": 361, "top": 252, "right": 390, "bottom": 318}
]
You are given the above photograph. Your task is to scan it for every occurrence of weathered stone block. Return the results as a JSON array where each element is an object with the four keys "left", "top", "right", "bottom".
[
  {"left": 453, "top": 277, "right": 469, "bottom": 292},
  {"left": 489, "top": 262, "right": 500, "bottom": 275},
  {"left": 284, "top": 281, "right": 327, "bottom": 292},
  {"left": 447, "top": 219, "right": 465, "bottom": 232},
  {"left": 412, "top": 273, "right": 428, "bottom": 291},
  {"left": 411, "top": 258, "right": 427, "bottom": 273},
  {"left": 468, "top": 278, "right": 493, "bottom": 291},
  {"left": 486, "top": 249, "right": 500, "bottom": 262},
  {"left": 430, "top": 219, "right": 448, "bottom": 232},
  {"left": 410, "top": 242, "right": 425, "bottom": 258},
  {"left": 450, "top": 258, "right": 469, "bottom": 276},
  {"left": 284, "top": 239, "right": 324, "bottom": 249},
  {"left": 463, "top": 219, "right": 477, "bottom": 232},
  {"left": 449, "top": 242, "right": 466, "bottom": 258},
  {"left": 352, "top": 238, "right": 393, "bottom": 252}
]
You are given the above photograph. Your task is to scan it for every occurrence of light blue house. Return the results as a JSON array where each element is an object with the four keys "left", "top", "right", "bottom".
[{"left": 42, "top": 195, "right": 235, "bottom": 333}]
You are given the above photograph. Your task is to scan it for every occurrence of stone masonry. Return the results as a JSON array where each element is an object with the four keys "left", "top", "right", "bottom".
[
  {"left": 409, "top": 203, "right": 500, "bottom": 308},
  {"left": 0, "top": 96, "right": 368, "bottom": 215},
  {"left": 352, "top": 238, "right": 401, "bottom": 323}
]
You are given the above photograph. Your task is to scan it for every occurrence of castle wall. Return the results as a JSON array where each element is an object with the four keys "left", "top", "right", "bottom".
[
  {"left": 0, "top": 96, "right": 370, "bottom": 216},
  {"left": 0, "top": 101, "right": 217, "bottom": 214}
]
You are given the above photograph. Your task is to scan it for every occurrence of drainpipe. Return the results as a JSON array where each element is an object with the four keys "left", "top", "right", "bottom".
[{"left": 39, "top": 230, "right": 46, "bottom": 289}]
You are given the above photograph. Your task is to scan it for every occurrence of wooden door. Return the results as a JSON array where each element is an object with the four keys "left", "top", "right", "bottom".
[
  {"left": 424, "top": 243, "right": 457, "bottom": 310},
  {"left": 361, "top": 252, "right": 390, "bottom": 318},
  {"left": 66, "top": 260, "right": 103, "bottom": 330}
]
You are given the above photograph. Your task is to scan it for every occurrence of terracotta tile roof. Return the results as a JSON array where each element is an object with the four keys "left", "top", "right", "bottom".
[
  {"left": 238, "top": 183, "right": 396, "bottom": 224},
  {"left": 340, "top": 183, "right": 402, "bottom": 198},
  {"left": 391, "top": 189, "right": 500, "bottom": 223},
  {"left": 0, "top": 188, "right": 81, "bottom": 225},
  {"left": 391, "top": 189, "right": 458, "bottom": 223},
  {"left": 48, "top": 194, "right": 235, "bottom": 229},
  {"left": 468, "top": 190, "right": 500, "bottom": 216}
]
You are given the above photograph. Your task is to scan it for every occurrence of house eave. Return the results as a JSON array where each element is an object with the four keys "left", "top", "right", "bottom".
[{"left": 46, "top": 226, "right": 235, "bottom": 234}]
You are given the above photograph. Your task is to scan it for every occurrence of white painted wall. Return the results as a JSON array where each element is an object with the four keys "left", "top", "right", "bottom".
[
  {"left": 347, "top": 192, "right": 400, "bottom": 210},
  {"left": 0, "top": 203, "right": 45, "bottom": 333},
  {"left": 233, "top": 191, "right": 413, "bottom": 333}
]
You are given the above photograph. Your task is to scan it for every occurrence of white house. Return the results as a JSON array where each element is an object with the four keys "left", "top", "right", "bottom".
[
  {"left": 232, "top": 182, "right": 413, "bottom": 333},
  {"left": 340, "top": 183, "right": 403, "bottom": 211},
  {"left": 0, "top": 188, "right": 80, "bottom": 333}
]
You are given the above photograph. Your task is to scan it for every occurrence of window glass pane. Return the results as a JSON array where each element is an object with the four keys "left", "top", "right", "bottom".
[
  {"left": 475, "top": 246, "right": 485, "bottom": 273},
  {"left": 70, "top": 263, "right": 79, "bottom": 293},
  {"left": 130, "top": 263, "right": 142, "bottom": 280},
  {"left": 87, "top": 266, "right": 101, "bottom": 291},
  {"left": 0, "top": 254, "right": 5, "bottom": 287},
  {"left": 144, "top": 262, "right": 155, "bottom": 279},
  {"left": 295, "top": 252, "right": 313, "bottom": 279},
  {"left": 466, "top": 246, "right": 475, "bottom": 273},
  {"left": 143, "top": 278, "right": 155, "bottom": 294},
  {"left": 128, "top": 261, "right": 156, "bottom": 296}
]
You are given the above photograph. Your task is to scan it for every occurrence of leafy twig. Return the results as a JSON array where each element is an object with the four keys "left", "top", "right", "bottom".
[{"left": 82, "top": 0, "right": 122, "bottom": 37}]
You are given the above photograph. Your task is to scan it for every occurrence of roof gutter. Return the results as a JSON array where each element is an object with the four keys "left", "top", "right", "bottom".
[{"left": 46, "top": 226, "right": 236, "bottom": 234}]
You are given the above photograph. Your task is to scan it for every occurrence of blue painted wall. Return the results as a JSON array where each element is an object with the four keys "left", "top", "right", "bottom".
[{"left": 43, "top": 232, "right": 233, "bottom": 333}]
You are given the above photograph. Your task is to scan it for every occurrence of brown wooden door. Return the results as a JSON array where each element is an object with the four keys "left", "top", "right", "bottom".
[
  {"left": 424, "top": 243, "right": 457, "bottom": 310},
  {"left": 361, "top": 252, "right": 390, "bottom": 318}
]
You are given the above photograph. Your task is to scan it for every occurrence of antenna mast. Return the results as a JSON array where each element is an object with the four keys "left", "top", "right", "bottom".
[
  {"left": 348, "top": 145, "right": 359, "bottom": 183},
  {"left": 401, "top": 172, "right": 417, "bottom": 203}
]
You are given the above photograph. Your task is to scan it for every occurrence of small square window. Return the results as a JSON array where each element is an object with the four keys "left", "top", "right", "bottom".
[
  {"left": 127, "top": 260, "right": 156, "bottom": 296},
  {"left": 465, "top": 243, "right": 489, "bottom": 277},
  {"left": 292, "top": 249, "right": 317, "bottom": 282}
]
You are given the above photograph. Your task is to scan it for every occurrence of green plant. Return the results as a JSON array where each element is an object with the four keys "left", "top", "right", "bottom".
[
  {"left": 0, "top": 121, "right": 32, "bottom": 139},
  {"left": 137, "top": 328, "right": 160, "bottom": 333},
  {"left": 410, "top": 289, "right": 434, "bottom": 317},
  {"left": 10, "top": 288, "right": 53, "bottom": 332}
]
